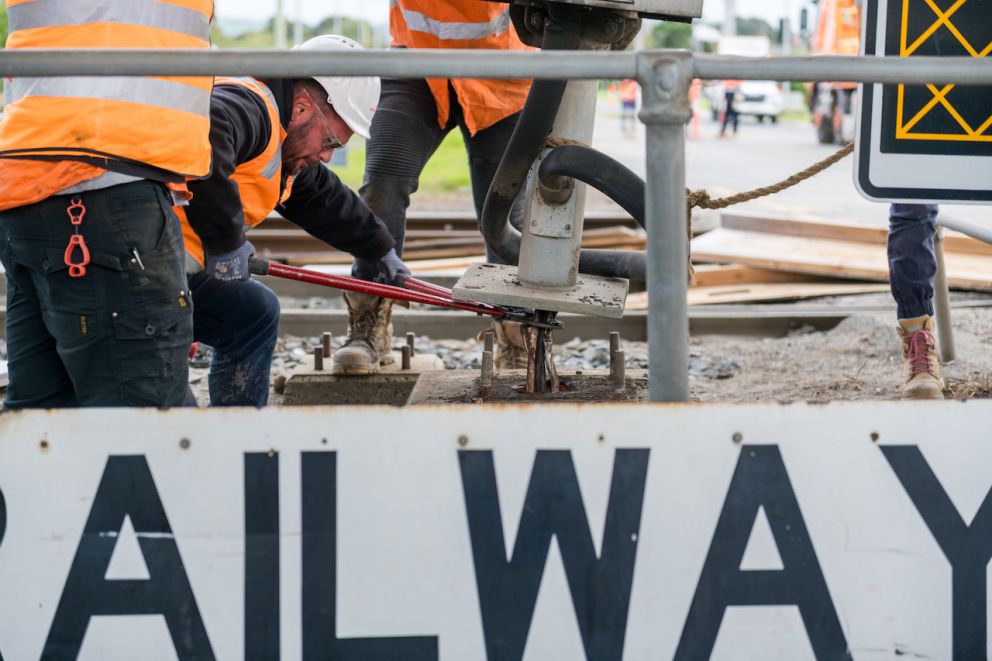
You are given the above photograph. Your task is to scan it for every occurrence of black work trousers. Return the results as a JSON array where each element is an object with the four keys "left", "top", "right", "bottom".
[
  {"left": 0, "top": 181, "right": 194, "bottom": 408},
  {"left": 360, "top": 78, "right": 526, "bottom": 263}
]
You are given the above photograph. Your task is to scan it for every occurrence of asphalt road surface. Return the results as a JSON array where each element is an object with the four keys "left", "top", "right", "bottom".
[{"left": 591, "top": 107, "right": 992, "bottom": 228}]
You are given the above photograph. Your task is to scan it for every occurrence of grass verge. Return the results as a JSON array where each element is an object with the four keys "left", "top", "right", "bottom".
[{"left": 331, "top": 130, "right": 472, "bottom": 194}]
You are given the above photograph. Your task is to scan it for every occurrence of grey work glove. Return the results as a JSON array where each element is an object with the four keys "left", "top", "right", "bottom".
[
  {"left": 352, "top": 248, "right": 411, "bottom": 286},
  {"left": 204, "top": 240, "right": 255, "bottom": 282}
]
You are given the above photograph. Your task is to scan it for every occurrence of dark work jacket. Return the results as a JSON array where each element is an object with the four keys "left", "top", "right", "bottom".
[{"left": 183, "top": 78, "right": 395, "bottom": 261}]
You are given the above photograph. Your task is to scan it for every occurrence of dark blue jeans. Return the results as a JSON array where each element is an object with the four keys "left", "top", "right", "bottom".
[
  {"left": 888, "top": 203, "right": 938, "bottom": 319},
  {"left": 188, "top": 271, "right": 279, "bottom": 406},
  {"left": 0, "top": 181, "right": 194, "bottom": 408}
]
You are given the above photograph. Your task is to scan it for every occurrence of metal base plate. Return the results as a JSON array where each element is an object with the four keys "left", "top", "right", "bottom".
[{"left": 452, "top": 264, "right": 628, "bottom": 319}]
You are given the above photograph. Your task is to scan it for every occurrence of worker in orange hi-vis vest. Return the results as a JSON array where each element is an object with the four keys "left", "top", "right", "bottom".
[
  {"left": 688, "top": 78, "right": 702, "bottom": 139},
  {"left": 334, "top": 0, "right": 536, "bottom": 375},
  {"left": 0, "top": 0, "right": 214, "bottom": 409},
  {"left": 619, "top": 78, "right": 639, "bottom": 134},
  {"left": 174, "top": 36, "right": 406, "bottom": 407}
]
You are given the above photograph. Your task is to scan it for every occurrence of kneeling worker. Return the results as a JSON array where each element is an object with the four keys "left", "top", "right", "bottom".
[{"left": 180, "top": 35, "right": 408, "bottom": 406}]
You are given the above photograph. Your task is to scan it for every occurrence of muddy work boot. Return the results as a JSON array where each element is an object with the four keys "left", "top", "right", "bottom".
[
  {"left": 489, "top": 320, "right": 528, "bottom": 369},
  {"left": 897, "top": 315, "right": 944, "bottom": 400},
  {"left": 333, "top": 291, "right": 395, "bottom": 374}
]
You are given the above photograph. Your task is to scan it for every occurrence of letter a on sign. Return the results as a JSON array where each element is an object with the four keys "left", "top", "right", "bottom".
[
  {"left": 855, "top": 0, "right": 992, "bottom": 202},
  {"left": 675, "top": 446, "right": 850, "bottom": 661},
  {"left": 44, "top": 456, "right": 214, "bottom": 660}
]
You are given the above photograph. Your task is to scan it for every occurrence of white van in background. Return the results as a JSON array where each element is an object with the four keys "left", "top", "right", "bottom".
[{"left": 708, "top": 36, "right": 784, "bottom": 124}]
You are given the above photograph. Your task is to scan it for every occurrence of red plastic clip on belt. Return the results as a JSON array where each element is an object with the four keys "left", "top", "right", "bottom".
[{"left": 64, "top": 197, "right": 91, "bottom": 278}]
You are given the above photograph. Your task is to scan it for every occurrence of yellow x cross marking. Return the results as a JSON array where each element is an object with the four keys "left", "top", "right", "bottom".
[{"left": 896, "top": 0, "right": 992, "bottom": 142}]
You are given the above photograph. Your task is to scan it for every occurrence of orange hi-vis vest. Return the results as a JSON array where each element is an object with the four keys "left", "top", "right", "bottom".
[
  {"left": 0, "top": 0, "right": 214, "bottom": 179},
  {"left": 389, "top": 0, "right": 533, "bottom": 135},
  {"left": 178, "top": 77, "right": 290, "bottom": 268}
]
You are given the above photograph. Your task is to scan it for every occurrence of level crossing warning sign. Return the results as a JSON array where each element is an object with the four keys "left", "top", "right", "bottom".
[{"left": 855, "top": 0, "right": 992, "bottom": 202}]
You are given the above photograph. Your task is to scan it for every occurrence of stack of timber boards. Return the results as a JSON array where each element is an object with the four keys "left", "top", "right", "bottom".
[
  {"left": 624, "top": 265, "right": 890, "bottom": 310},
  {"left": 254, "top": 225, "right": 646, "bottom": 265},
  {"left": 690, "top": 211, "right": 992, "bottom": 290}
]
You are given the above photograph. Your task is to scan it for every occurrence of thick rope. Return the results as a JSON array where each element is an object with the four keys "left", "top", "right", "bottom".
[
  {"left": 685, "top": 142, "right": 854, "bottom": 283},
  {"left": 687, "top": 142, "right": 854, "bottom": 211},
  {"left": 536, "top": 139, "right": 855, "bottom": 283}
]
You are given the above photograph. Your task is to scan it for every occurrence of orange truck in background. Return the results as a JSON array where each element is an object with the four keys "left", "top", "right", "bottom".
[{"left": 808, "top": 0, "right": 861, "bottom": 143}]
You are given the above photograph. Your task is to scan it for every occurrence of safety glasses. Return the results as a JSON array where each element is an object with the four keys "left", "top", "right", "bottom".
[{"left": 303, "top": 88, "right": 345, "bottom": 152}]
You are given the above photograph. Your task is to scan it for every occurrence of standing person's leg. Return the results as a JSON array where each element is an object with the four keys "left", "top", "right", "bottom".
[
  {"left": 189, "top": 273, "right": 280, "bottom": 406},
  {"left": 335, "top": 78, "right": 448, "bottom": 374},
  {"left": 0, "top": 181, "right": 194, "bottom": 407},
  {"left": 888, "top": 203, "right": 942, "bottom": 399},
  {"left": 720, "top": 96, "right": 732, "bottom": 136},
  {"left": 463, "top": 111, "right": 531, "bottom": 369},
  {"left": 461, "top": 111, "right": 527, "bottom": 265},
  {"left": 360, "top": 78, "right": 448, "bottom": 254}
]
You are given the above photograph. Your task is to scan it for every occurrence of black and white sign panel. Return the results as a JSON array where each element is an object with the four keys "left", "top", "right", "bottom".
[
  {"left": 855, "top": 0, "right": 992, "bottom": 202},
  {"left": 0, "top": 402, "right": 991, "bottom": 660}
]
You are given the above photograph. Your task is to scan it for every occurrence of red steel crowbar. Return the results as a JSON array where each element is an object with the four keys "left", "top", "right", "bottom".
[{"left": 248, "top": 258, "right": 560, "bottom": 328}]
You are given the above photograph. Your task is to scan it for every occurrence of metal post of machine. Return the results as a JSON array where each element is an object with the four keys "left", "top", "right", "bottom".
[
  {"left": 638, "top": 51, "right": 693, "bottom": 402},
  {"left": 517, "top": 76, "right": 600, "bottom": 287}
]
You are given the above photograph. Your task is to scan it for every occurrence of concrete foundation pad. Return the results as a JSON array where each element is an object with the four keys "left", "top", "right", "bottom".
[
  {"left": 407, "top": 369, "right": 648, "bottom": 405},
  {"left": 283, "top": 351, "right": 445, "bottom": 406},
  {"left": 452, "top": 264, "right": 628, "bottom": 319}
]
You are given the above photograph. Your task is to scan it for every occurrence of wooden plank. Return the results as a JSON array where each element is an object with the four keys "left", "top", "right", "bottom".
[
  {"left": 721, "top": 210, "right": 992, "bottom": 257},
  {"left": 691, "top": 227, "right": 992, "bottom": 290},
  {"left": 690, "top": 264, "right": 837, "bottom": 287},
  {"left": 625, "top": 282, "right": 891, "bottom": 309},
  {"left": 277, "top": 226, "right": 645, "bottom": 265}
]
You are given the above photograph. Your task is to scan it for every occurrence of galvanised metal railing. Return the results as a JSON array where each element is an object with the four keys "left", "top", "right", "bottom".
[{"left": 2, "top": 48, "right": 991, "bottom": 402}]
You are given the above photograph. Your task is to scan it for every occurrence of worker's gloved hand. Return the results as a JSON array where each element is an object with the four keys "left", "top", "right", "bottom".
[
  {"left": 204, "top": 241, "right": 255, "bottom": 282},
  {"left": 352, "top": 249, "right": 411, "bottom": 286}
]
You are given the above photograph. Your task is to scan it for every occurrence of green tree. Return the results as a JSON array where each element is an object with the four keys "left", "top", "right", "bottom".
[
  {"left": 649, "top": 21, "right": 692, "bottom": 50},
  {"left": 312, "top": 16, "right": 378, "bottom": 46}
]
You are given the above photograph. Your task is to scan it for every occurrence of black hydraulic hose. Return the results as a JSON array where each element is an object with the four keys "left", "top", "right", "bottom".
[
  {"left": 579, "top": 248, "right": 646, "bottom": 281},
  {"left": 540, "top": 145, "right": 649, "bottom": 281},
  {"left": 538, "top": 144, "right": 645, "bottom": 226},
  {"left": 480, "top": 6, "right": 652, "bottom": 283},
  {"left": 480, "top": 6, "right": 581, "bottom": 264}
]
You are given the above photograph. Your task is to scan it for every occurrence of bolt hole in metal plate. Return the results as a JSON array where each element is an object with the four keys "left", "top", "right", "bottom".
[{"left": 452, "top": 264, "right": 628, "bottom": 319}]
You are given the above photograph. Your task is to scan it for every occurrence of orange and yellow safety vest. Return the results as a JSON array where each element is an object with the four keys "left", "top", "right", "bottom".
[
  {"left": 0, "top": 0, "right": 214, "bottom": 179},
  {"left": 177, "top": 77, "right": 291, "bottom": 268},
  {"left": 389, "top": 0, "right": 533, "bottom": 135}
]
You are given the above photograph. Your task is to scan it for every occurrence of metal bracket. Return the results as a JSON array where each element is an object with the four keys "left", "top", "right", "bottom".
[{"left": 636, "top": 50, "right": 693, "bottom": 127}]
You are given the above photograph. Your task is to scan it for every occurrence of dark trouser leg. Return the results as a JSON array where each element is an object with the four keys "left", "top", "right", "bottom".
[
  {"left": 360, "top": 78, "right": 448, "bottom": 257},
  {"left": 888, "top": 203, "right": 938, "bottom": 319},
  {"left": 1, "top": 260, "right": 78, "bottom": 408},
  {"left": 0, "top": 181, "right": 194, "bottom": 408},
  {"left": 189, "top": 272, "right": 280, "bottom": 406},
  {"left": 462, "top": 111, "right": 528, "bottom": 265}
]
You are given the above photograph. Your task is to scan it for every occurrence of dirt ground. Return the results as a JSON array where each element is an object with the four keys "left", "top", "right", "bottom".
[
  {"left": 688, "top": 304, "right": 992, "bottom": 402},
  {"left": 185, "top": 298, "right": 992, "bottom": 406},
  {"left": 183, "top": 191, "right": 992, "bottom": 405}
]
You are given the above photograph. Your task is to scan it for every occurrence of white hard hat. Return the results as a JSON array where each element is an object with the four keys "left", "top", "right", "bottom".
[{"left": 294, "top": 35, "right": 380, "bottom": 139}]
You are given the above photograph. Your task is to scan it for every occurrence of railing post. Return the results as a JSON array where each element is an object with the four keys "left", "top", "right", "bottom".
[
  {"left": 637, "top": 51, "right": 693, "bottom": 403},
  {"left": 933, "top": 225, "right": 956, "bottom": 363}
]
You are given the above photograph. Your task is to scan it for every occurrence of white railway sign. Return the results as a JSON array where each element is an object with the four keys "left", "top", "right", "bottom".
[{"left": 0, "top": 402, "right": 990, "bottom": 660}]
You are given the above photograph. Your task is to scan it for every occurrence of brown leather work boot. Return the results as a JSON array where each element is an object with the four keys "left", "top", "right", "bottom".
[
  {"left": 897, "top": 315, "right": 944, "bottom": 400},
  {"left": 489, "top": 320, "right": 529, "bottom": 369},
  {"left": 333, "top": 292, "right": 395, "bottom": 375}
]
